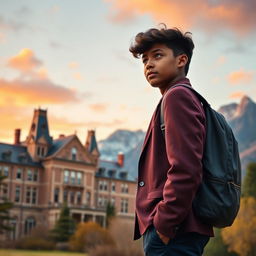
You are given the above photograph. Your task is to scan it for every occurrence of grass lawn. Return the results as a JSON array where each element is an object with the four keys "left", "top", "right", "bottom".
[{"left": 0, "top": 249, "right": 87, "bottom": 256}]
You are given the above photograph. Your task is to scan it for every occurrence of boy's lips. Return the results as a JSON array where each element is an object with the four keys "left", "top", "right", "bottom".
[{"left": 147, "top": 71, "right": 158, "bottom": 79}]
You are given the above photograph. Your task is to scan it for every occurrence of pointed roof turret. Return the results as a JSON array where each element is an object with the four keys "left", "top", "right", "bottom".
[
  {"left": 26, "top": 108, "right": 52, "bottom": 145},
  {"left": 85, "top": 130, "right": 100, "bottom": 156}
]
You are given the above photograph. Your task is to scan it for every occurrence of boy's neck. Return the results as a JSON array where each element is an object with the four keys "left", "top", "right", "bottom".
[{"left": 160, "top": 75, "right": 187, "bottom": 95}]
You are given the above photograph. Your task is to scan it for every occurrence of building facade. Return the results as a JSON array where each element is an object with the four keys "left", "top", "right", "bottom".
[{"left": 0, "top": 108, "right": 136, "bottom": 240}]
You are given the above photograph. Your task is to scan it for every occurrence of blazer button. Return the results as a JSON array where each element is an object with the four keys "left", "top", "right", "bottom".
[{"left": 139, "top": 181, "right": 145, "bottom": 187}]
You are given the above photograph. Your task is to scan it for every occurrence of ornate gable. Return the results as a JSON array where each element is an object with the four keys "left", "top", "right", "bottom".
[{"left": 53, "top": 135, "right": 95, "bottom": 164}]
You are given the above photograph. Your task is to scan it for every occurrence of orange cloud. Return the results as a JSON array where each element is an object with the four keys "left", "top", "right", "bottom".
[
  {"left": 89, "top": 103, "right": 108, "bottom": 112},
  {"left": 0, "top": 77, "right": 82, "bottom": 106},
  {"left": 68, "top": 62, "right": 79, "bottom": 69},
  {"left": 7, "top": 48, "right": 42, "bottom": 72},
  {"left": 105, "top": 0, "right": 255, "bottom": 35},
  {"left": 72, "top": 72, "right": 84, "bottom": 81},
  {"left": 229, "top": 91, "right": 246, "bottom": 99},
  {"left": 228, "top": 69, "right": 254, "bottom": 85}
]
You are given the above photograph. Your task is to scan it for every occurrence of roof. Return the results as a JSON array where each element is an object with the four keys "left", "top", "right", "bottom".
[
  {"left": 46, "top": 135, "right": 75, "bottom": 157},
  {"left": 0, "top": 143, "right": 42, "bottom": 167},
  {"left": 97, "top": 159, "right": 136, "bottom": 182}
]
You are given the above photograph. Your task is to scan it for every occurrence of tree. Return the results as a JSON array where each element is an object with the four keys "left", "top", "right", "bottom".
[
  {"left": 106, "top": 201, "right": 116, "bottom": 228},
  {"left": 222, "top": 197, "right": 256, "bottom": 256},
  {"left": 0, "top": 174, "right": 13, "bottom": 233},
  {"left": 69, "top": 221, "right": 115, "bottom": 252},
  {"left": 242, "top": 162, "right": 256, "bottom": 198},
  {"left": 204, "top": 228, "right": 237, "bottom": 256},
  {"left": 51, "top": 203, "right": 76, "bottom": 242}
]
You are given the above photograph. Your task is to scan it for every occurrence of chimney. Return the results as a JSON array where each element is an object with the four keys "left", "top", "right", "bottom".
[
  {"left": 117, "top": 152, "right": 124, "bottom": 167},
  {"left": 14, "top": 129, "right": 21, "bottom": 145}
]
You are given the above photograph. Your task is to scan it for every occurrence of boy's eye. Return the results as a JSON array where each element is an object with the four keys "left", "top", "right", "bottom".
[
  {"left": 155, "top": 53, "right": 162, "bottom": 58},
  {"left": 142, "top": 58, "right": 148, "bottom": 64}
]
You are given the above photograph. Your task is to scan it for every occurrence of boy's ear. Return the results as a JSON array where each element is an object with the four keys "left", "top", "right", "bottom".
[{"left": 177, "top": 54, "right": 188, "bottom": 68}]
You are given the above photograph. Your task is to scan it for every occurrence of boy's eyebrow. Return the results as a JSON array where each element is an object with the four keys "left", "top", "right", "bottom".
[{"left": 142, "top": 48, "right": 163, "bottom": 59}]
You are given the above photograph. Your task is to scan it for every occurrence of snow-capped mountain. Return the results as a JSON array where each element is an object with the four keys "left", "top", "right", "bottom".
[
  {"left": 98, "top": 129, "right": 145, "bottom": 161},
  {"left": 218, "top": 96, "right": 256, "bottom": 152}
]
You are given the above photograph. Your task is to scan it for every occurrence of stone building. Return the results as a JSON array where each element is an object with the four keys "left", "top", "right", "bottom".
[{"left": 0, "top": 108, "right": 136, "bottom": 240}]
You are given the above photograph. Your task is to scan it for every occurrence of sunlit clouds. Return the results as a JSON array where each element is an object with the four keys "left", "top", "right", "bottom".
[
  {"left": 105, "top": 0, "right": 256, "bottom": 35},
  {"left": 228, "top": 69, "right": 254, "bottom": 85},
  {"left": 7, "top": 48, "right": 42, "bottom": 72},
  {"left": 0, "top": 78, "right": 82, "bottom": 106},
  {"left": 72, "top": 72, "right": 84, "bottom": 81},
  {"left": 229, "top": 92, "right": 246, "bottom": 99},
  {"left": 89, "top": 103, "right": 109, "bottom": 113}
]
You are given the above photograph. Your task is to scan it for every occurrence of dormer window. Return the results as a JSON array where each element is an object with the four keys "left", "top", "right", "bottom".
[{"left": 71, "top": 147, "right": 77, "bottom": 161}]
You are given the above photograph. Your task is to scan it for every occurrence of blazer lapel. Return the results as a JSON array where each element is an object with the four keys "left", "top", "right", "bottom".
[{"left": 140, "top": 98, "right": 162, "bottom": 154}]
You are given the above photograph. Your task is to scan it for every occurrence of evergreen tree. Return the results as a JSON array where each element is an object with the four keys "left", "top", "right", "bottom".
[
  {"left": 242, "top": 162, "right": 256, "bottom": 198},
  {"left": 0, "top": 174, "right": 13, "bottom": 233},
  {"left": 51, "top": 203, "right": 76, "bottom": 242},
  {"left": 106, "top": 201, "right": 116, "bottom": 228}
]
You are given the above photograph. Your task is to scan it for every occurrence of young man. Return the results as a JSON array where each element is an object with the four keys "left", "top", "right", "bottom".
[{"left": 129, "top": 26, "right": 213, "bottom": 256}]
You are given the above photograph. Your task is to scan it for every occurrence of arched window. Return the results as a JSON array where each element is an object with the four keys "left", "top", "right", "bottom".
[
  {"left": 25, "top": 217, "right": 36, "bottom": 234},
  {"left": 71, "top": 147, "right": 77, "bottom": 161}
]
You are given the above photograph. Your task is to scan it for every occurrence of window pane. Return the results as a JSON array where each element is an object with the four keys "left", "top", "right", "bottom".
[
  {"left": 33, "top": 170, "right": 38, "bottom": 181},
  {"left": 27, "top": 169, "right": 33, "bottom": 181},
  {"left": 71, "top": 172, "right": 75, "bottom": 184},
  {"left": 77, "top": 191, "right": 82, "bottom": 205},
  {"left": 4, "top": 166, "right": 9, "bottom": 177},
  {"left": 63, "top": 190, "right": 68, "bottom": 202},
  {"left": 15, "top": 186, "right": 20, "bottom": 202},
  {"left": 16, "top": 168, "right": 22, "bottom": 179},
  {"left": 64, "top": 170, "right": 69, "bottom": 184},
  {"left": 54, "top": 188, "right": 59, "bottom": 203},
  {"left": 77, "top": 172, "right": 82, "bottom": 185},
  {"left": 32, "top": 188, "right": 37, "bottom": 204},
  {"left": 26, "top": 187, "right": 31, "bottom": 203}
]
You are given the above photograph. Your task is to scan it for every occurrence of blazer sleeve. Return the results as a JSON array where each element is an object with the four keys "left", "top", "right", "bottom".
[{"left": 153, "top": 86, "right": 206, "bottom": 239}]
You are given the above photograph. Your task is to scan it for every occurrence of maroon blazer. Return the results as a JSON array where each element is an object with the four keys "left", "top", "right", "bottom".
[{"left": 134, "top": 78, "right": 214, "bottom": 240}]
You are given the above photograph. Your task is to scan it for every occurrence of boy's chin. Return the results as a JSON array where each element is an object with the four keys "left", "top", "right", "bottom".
[{"left": 149, "top": 82, "right": 161, "bottom": 88}]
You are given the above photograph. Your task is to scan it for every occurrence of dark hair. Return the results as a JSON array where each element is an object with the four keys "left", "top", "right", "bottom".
[{"left": 129, "top": 25, "right": 194, "bottom": 75}]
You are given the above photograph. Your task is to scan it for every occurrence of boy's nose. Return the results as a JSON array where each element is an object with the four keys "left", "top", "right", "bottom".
[{"left": 145, "top": 60, "right": 154, "bottom": 69}]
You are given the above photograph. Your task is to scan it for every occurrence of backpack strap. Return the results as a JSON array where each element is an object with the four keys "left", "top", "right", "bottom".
[{"left": 160, "top": 84, "right": 210, "bottom": 137}]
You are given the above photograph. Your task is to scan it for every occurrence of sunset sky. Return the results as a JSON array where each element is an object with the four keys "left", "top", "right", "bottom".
[{"left": 0, "top": 0, "right": 255, "bottom": 144}]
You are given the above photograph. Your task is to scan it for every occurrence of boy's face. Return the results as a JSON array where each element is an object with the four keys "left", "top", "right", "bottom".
[{"left": 142, "top": 43, "right": 186, "bottom": 91}]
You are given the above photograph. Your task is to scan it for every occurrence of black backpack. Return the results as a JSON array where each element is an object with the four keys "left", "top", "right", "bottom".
[{"left": 160, "top": 84, "right": 241, "bottom": 228}]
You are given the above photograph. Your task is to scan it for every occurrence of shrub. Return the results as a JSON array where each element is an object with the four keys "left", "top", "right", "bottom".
[
  {"left": 69, "top": 221, "right": 115, "bottom": 252},
  {"left": 15, "top": 225, "right": 55, "bottom": 250},
  {"left": 89, "top": 245, "right": 143, "bottom": 256},
  {"left": 16, "top": 237, "right": 55, "bottom": 250}
]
